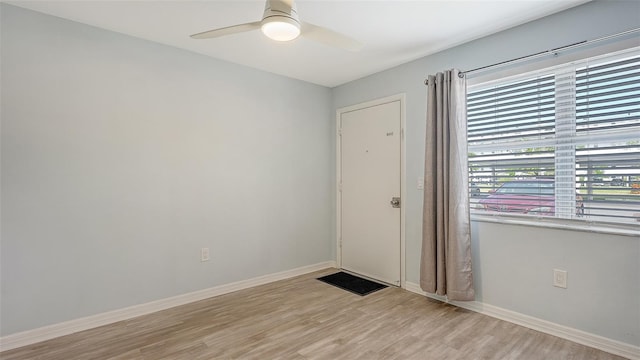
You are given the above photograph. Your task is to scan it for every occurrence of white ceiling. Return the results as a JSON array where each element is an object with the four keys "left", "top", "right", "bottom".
[{"left": 6, "top": 0, "right": 590, "bottom": 87}]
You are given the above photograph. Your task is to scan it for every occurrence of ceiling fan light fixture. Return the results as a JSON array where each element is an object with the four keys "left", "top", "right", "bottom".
[
  {"left": 261, "top": 16, "right": 300, "bottom": 42},
  {"left": 191, "top": 0, "right": 362, "bottom": 51}
]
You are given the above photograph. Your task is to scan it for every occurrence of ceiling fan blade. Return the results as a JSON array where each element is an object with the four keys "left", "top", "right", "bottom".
[
  {"left": 191, "top": 21, "right": 262, "bottom": 39},
  {"left": 301, "top": 22, "right": 363, "bottom": 52}
]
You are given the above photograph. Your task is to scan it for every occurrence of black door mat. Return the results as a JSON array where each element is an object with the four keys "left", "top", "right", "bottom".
[{"left": 317, "top": 271, "right": 388, "bottom": 296}]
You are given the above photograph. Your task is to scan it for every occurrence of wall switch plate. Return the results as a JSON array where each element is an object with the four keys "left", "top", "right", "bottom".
[
  {"left": 201, "top": 248, "right": 210, "bottom": 262},
  {"left": 417, "top": 177, "right": 424, "bottom": 190},
  {"left": 553, "top": 269, "right": 567, "bottom": 288}
]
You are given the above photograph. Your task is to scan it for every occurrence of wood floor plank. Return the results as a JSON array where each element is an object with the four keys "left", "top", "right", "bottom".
[{"left": 0, "top": 268, "right": 628, "bottom": 360}]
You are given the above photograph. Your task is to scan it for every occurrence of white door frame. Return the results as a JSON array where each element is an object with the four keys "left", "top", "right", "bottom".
[{"left": 336, "top": 93, "right": 406, "bottom": 288}]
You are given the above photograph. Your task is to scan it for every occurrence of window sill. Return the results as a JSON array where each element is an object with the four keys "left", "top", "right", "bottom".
[{"left": 470, "top": 213, "right": 640, "bottom": 238}]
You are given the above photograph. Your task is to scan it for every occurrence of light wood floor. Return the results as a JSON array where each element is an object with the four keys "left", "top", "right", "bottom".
[{"left": 1, "top": 268, "right": 626, "bottom": 360}]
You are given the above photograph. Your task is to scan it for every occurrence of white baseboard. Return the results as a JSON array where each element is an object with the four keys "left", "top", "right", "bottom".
[
  {"left": 0, "top": 261, "right": 337, "bottom": 352},
  {"left": 405, "top": 282, "right": 640, "bottom": 360}
]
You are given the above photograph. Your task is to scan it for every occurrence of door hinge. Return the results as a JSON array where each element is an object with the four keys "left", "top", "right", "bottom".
[
  {"left": 338, "top": 182, "right": 342, "bottom": 192},
  {"left": 338, "top": 128, "right": 342, "bottom": 136}
]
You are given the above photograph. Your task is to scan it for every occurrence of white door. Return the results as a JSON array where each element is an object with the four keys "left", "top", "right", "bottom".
[{"left": 339, "top": 99, "right": 401, "bottom": 286}]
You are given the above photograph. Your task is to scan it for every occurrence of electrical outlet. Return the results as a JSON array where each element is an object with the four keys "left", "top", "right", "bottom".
[
  {"left": 201, "top": 248, "right": 210, "bottom": 262},
  {"left": 553, "top": 269, "right": 567, "bottom": 289}
]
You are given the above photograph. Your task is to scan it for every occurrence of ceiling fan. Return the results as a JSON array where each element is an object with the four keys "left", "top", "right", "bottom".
[{"left": 190, "top": 0, "right": 363, "bottom": 51}]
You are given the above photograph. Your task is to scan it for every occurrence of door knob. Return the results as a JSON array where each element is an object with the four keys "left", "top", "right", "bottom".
[{"left": 390, "top": 197, "right": 400, "bottom": 208}]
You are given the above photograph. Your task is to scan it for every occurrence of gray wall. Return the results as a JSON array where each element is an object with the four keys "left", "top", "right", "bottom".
[
  {"left": 1, "top": 4, "right": 332, "bottom": 336},
  {"left": 332, "top": 0, "right": 640, "bottom": 346}
]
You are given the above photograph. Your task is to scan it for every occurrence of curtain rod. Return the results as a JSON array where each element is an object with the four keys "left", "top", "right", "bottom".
[{"left": 423, "top": 27, "right": 639, "bottom": 85}]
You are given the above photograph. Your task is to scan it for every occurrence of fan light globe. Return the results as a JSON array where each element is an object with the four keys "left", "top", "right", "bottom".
[{"left": 261, "top": 16, "right": 300, "bottom": 41}]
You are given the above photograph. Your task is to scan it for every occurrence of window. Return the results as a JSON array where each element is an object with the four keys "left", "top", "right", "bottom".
[{"left": 468, "top": 48, "right": 640, "bottom": 227}]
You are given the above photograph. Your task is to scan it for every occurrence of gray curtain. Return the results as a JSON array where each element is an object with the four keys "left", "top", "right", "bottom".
[{"left": 420, "top": 69, "right": 474, "bottom": 301}]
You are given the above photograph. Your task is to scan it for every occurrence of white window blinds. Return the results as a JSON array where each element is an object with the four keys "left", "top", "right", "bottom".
[{"left": 468, "top": 49, "right": 640, "bottom": 226}]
